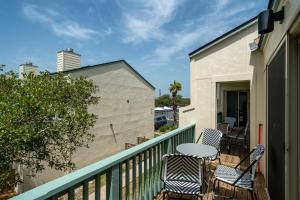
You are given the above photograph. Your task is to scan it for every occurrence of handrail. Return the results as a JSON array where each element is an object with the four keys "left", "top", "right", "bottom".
[{"left": 11, "top": 122, "right": 196, "bottom": 200}]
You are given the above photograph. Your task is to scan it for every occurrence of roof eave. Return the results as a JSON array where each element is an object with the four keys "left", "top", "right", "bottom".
[
  {"left": 189, "top": 16, "right": 258, "bottom": 58},
  {"left": 51, "top": 60, "right": 156, "bottom": 90}
]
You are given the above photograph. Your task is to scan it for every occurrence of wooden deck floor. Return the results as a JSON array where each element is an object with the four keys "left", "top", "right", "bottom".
[{"left": 155, "top": 146, "right": 267, "bottom": 200}]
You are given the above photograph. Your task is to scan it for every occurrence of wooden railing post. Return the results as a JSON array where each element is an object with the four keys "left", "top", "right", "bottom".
[
  {"left": 164, "top": 139, "right": 172, "bottom": 154},
  {"left": 192, "top": 126, "right": 196, "bottom": 143}
]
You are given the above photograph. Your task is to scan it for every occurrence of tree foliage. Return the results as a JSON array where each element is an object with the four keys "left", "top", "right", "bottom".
[
  {"left": 0, "top": 71, "right": 99, "bottom": 190},
  {"left": 155, "top": 94, "right": 190, "bottom": 107},
  {"left": 169, "top": 81, "right": 182, "bottom": 126}
]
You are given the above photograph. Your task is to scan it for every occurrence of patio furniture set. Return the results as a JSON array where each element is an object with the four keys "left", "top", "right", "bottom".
[
  {"left": 160, "top": 124, "right": 264, "bottom": 200},
  {"left": 218, "top": 117, "right": 249, "bottom": 152}
]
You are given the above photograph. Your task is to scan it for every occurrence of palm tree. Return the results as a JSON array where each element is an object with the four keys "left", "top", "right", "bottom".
[{"left": 169, "top": 80, "right": 182, "bottom": 126}]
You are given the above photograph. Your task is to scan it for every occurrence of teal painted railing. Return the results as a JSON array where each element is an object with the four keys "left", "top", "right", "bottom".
[{"left": 11, "top": 123, "right": 195, "bottom": 200}]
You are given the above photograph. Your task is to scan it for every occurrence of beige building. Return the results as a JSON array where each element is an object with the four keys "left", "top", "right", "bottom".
[
  {"left": 19, "top": 62, "right": 39, "bottom": 79},
  {"left": 57, "top": 48, "right": 81, "bottom": 72},
  {"left": 180, "top": 0, "right": 300, "bottom": 199},
  {"left": 20, "top": 59, "right": 155, "bottom": 191}
]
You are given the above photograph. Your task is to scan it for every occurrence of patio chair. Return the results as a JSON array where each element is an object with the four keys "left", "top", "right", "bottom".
[
  {"left": 212, "top": 144, "right": 265, "bottom": 200},
  {"left": 196, "top": 128, "right": 223, "bottom": 164},
  {"left": 224, "top": 117, "right": 236, "bottom": 129},
  {"left": 217, "top": 123, "right": 229, "bottom": 151},
  {"left": 227, "top": 122, "right": 249, "bottom": 151},
  {"left": 160, "top": 154, "right": 204, "bottom": 199},
  {"left": 236, "top": 122, "right": 249, "bottom": 149}
]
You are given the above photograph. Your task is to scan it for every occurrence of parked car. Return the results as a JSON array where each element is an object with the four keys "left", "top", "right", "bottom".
[{"left": 154, "top": 116, "right": 167, "bottom": 130}]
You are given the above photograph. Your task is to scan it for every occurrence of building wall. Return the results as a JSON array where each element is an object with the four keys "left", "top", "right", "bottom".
[
  {"left": 20, "top": 61, "right": 154, "bottom": 191},
  {"left": 179, "top": 21, "right": 266, "bottom": 171},
  {"left": 180, "top": 1, "right": 300, "bottom": 198},
  {"left": 57, "top": 51, "right": 81, "bottom": 72},
  {"left": 260, "top": 1, "right": 300, "bottom": 199},
  {"left": 19, "top": 63, "right": 38, "bottom": 79}
]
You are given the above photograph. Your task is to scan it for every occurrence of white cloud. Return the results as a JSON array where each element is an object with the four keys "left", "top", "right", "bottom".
[
  {"left": 23, "top": 4, "right": 97, "bottom": 40},
  {"left": 141, "top": 0, "right": 256, "bottom": 66},
  {"left": 52, "top": 21, "right": 97, "bottom": 40},
  {"left": 120, "top": 0, "right": 184, "bottom": 43}
]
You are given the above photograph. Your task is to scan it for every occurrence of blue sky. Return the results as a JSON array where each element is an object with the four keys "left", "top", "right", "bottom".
[{"left": 0, "top": 0, "right": 267, "bottom": 97}]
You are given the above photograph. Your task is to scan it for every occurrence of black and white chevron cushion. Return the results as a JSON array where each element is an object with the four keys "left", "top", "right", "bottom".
[
  {"left": 214, "top": 165, "right": 253, "bottom": 190},
  {"left": 162, "top": 154, "right": 203, "bottom": 195},
  {"left": 214, "top": 145, "right": 265, "bottom": 190},
  {"left": 249, "top": 144, "right": 265, "bottom": 179},
  {"left": 164, "top": 180, "right": 201, "bottom": 194},
  {"left": 250, "top": 144, "right": 265, "bottom": 163},
  {"left": 200, "top": 128, "right": 222, "bottom": 160},
  {"left": 202, "top": 128, "right": 223, "bottom": 150}
]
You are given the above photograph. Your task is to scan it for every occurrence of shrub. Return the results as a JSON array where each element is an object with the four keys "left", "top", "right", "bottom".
[{"left": 159, "top": 125, "right": 176, "bottom": 133}]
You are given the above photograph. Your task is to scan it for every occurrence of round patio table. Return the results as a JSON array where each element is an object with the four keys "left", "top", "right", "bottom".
[
  {"left": 176, "top": 143, "right": 218, "bottom": 189},
  {"left": 176, "top": 143, "right": 218, "bottom": 158}
]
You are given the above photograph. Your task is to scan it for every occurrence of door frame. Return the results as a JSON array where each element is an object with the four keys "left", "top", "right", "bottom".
[
  {"left": 286, "top": 32, "right": 300, "bottom": 200},
  {"left": 265, "top": 35, "right": 288, "bottom": 199}
]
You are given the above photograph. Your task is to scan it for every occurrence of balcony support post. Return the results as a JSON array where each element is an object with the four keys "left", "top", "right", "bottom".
[{"left": 107, "top": 164, "right": 121, "bottom": 200}]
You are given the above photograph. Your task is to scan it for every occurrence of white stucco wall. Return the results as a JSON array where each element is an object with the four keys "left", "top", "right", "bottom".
[
  {"left": 180, "top": 1, "right": 300, "bottom": 198},
  {"left": 180, "top": 22, "right": 259, "bottom": 136},
  {"left": 179, "top": 21, "right": 266, "bottom": 171},
  {"left": 20, "top": 61, "right": 154, "bottom": 192}
]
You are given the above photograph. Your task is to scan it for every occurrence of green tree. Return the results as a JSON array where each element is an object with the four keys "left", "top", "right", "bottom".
[
  {"left": 155, "top": 94, "right": 171, "bottom": 107},
  {"left": 155, "top": 94, "right": 190, "bottom": 107},
  {"left": 0, "top": 71, "right": 99, "bottom": 190},
  {"left": 169, "top": 81, "right": 182, "bottom": 126}
]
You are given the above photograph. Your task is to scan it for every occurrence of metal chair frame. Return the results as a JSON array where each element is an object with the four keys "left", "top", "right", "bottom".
[
  {"left": 212, "top": 145, "right": 265, "bottom": 200},
  {"left": 217, "top": 123, "right": 230, "bottom": 151},
  {"left": 227, "top": 122, "right": 249, "bottom": 152}
]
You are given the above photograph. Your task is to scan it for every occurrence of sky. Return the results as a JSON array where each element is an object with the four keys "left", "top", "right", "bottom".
[{"left": 0, "top": 0, "right": 268, "bottom": 97}]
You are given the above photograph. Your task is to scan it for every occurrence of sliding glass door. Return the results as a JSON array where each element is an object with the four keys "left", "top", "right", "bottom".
[
  {"left": 267, "top": 43, "right": 286, "bottom": 200},
  {"left": 226, "top": 91, "right": 248, "bottom": 127}
]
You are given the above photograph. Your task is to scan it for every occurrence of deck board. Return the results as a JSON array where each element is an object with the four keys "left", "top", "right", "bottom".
[{"left": 155, "top": 146, "right": 267, "bottom": 200}]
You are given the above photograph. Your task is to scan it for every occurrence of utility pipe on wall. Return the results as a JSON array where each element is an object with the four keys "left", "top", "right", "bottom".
[{"left": 258, "top": 123, "right": 263, "bottom": 173}]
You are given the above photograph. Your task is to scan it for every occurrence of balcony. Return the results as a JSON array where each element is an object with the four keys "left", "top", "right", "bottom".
[{"left": 11, "top": 123, "right": 267, "bottom": 200}]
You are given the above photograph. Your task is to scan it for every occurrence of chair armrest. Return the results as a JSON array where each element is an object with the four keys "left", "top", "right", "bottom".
[
  {"left": 196, "top": 132, "right": 203, "bottom": 143},
  {"left": 235, "top": 149, "right": 255, "bottom": 169}
]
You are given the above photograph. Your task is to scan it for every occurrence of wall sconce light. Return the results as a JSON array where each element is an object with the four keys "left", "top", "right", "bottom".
[
  {"left": 258, "top": 7, "right": 284, "bottom": 34},
  {"left": 249, "top": 42, "right": 258, "bottom": 51},
  {"left": 249, "top": 36, "right": 260, "bottom": 52}
]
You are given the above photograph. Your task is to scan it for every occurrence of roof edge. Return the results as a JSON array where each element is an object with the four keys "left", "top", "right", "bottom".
[
  {"left": 189, "top": 16, "right": 258, "bottom": 58},
  {"left": 121, "top": 60, "right": 156, "bottom": 90},
  {"left": 57, "top": 50, "right": 81, "bottom": 56},
  {"left": 51, "top": 60, "right": 155, "bottom": 90}
]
